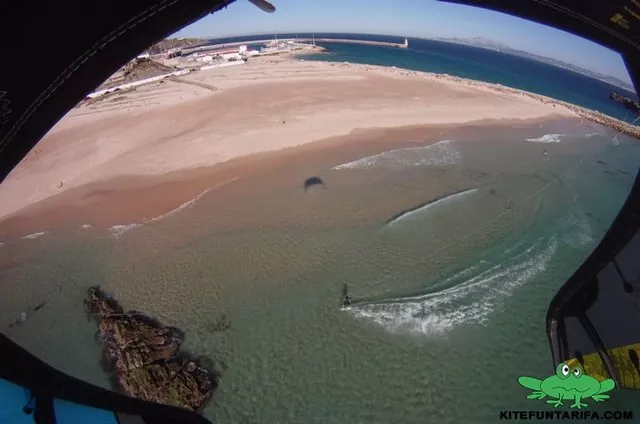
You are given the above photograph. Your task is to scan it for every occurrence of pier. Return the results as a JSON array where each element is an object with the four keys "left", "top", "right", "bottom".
[
  {"left": 297, "top": 38, "right": 408, "bottom": 48},
  {"left": 181, "top": 37, "right": 408, "bottom": 55}
]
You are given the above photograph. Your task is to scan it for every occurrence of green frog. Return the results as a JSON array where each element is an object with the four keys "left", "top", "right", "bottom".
[{"left": 518, "top": 360, "right": 615, "bottom": 409}]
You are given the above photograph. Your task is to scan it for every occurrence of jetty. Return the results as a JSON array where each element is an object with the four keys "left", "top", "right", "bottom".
[
  {"left": 298, "top": 37, "right": 409, "bottom": 49},
  {"left": 182, "top": 37, "right": 408, "bottom": 54},
  {"left": 429, "top": 73, "right": 640, "bottom": 140}
]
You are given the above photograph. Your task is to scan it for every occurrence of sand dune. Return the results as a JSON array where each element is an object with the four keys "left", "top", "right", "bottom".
[{"left": 0, "top": 57, "right": 575, "bottom": 221}]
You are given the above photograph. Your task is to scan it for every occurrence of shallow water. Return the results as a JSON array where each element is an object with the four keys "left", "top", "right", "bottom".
[{"left": 1, "top": 120, "right": 639, "bottom": 423}]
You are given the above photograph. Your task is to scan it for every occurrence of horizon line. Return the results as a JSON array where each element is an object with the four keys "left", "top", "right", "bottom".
[{"left": 167, "top": 31, "right": 633, "bottom": 88}]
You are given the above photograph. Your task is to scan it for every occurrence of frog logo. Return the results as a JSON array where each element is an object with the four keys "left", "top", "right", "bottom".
[{"left": 517, "top": 359, "right": 615, "bottom": 409}]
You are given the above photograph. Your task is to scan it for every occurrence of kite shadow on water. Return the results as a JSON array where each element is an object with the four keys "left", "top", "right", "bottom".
[{"left": 303, "top": 176, "right": 326, "bottom": 192}]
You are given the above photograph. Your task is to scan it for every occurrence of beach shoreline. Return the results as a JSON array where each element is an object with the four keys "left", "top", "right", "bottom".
[
  {"left": 0, "top": 114, "right": 599, "bottom": 242},
  {"left": 0, "top": 55, "right": 634, "bottom": 236}
]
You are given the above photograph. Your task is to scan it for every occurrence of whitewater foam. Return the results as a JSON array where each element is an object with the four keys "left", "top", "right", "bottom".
[
  {"left": 148, "top": 178, "right": 237, "bottom": 223},
  {"left": 347, "top": 237, "right": 557, "bottom": 336},
  {"left": 559, "top": 210, "right": 594, "bottom": 248},
  {"left": 80, "top": 224, "right": 93, "bottom": 229},
  {"left": 525, "top": 134, "right": 564, "bottom": 143},
  {"left": 108, "top": 178, "right": 238, "bottom": 238},
  {"left": 332, "top": 140, "right": 460, "bottom": 170},
  {"left": 109, "top": 224, "right": 143, "bottom": 238},
  {"left": 21, "top": 231, "right": 49, "bottom": 240},
  {"left": 387, "top": 188, "right": 479, "bottom": 227}
]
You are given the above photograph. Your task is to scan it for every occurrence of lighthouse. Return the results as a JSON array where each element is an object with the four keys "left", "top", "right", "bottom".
[{"left": 403, "top": 37, "right": 409, "bottom": 48}]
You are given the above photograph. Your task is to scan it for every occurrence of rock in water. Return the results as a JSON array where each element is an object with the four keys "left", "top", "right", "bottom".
[
  {"left": 609, "top": 92, "right": 640, "bottom": 114},
  {"left": 86, "top": 287, "right": 217, "bottom": 412}
]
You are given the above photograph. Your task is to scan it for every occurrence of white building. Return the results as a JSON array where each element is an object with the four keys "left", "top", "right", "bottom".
[{"left": 221, "top": 52, "right": 242, "bottom": 61}]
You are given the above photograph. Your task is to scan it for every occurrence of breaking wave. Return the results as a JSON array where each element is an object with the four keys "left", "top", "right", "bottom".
[
  {"left": 108, "top": 178, "right": 238, "bottom": 238},
  {"left": 109, "top": 224, "right": 143, "bottom": 238},
  {"left": 21, "top": 231, "right": 49, "bottom": 240},
  {"left": 386, "top": 188, "right": 479, "bottom": 226},
  {"left": 80, "top": 224, "right": 93, "bottom": 229},
  {"left": 148, "top": 179, "right": 237, "bottom": 223},
  {"left": 525, "top": 134, "right": 564, "bottom": 143},
  {"left": 331, "top": 140, "right": 460, "bottom": 170},
  {"left": 346, "top": 237, "right": 558, "bottom": 336}
]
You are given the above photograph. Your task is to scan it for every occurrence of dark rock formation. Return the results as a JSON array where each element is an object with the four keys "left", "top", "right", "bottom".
[
  {"left": 86, "top": 287, "right": 217, "bottom": 412},
  {"left": 147, "top": 38, "right": 204, "bottom": 55},
  {"left": 609, "top": 92, "right": 640, "bottom": 114}
]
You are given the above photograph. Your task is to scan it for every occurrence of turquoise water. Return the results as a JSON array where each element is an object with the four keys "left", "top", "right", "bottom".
[{"left": 2, "top": 119, "right": 639, "bottom": 423}]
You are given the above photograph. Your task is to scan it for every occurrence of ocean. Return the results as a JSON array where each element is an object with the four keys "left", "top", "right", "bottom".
[{"left": 1, "top": 34, "right": 640, "bottom": 424}]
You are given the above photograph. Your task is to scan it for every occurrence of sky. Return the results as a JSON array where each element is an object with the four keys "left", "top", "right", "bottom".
[{"left": 173, "top": 0, "right": 632, "bottom": 84}]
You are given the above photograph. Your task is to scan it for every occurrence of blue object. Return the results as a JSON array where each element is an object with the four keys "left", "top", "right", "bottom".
[
  {"left": 53, "top": 398, "right": 119, "bottom": 424},
  {"left": 0, "top": 378, "right": 34, "bottom": 424},
  {"left": 1, "top": 378, "right": 119, "bottom": 424}
]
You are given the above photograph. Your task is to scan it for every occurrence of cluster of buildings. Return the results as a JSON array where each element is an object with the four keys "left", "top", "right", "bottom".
[
  {"left": 158, "top": 44, "right": 260, "bottom": 68},
  {"left": 192, "top": 45, "right": 259, "bottom": 63},
  {"left": 259, "top": 39, "right": 314, "bottom": 54},
  {"left": 126, "top": 37, "right": 325, "bottom": 72}
]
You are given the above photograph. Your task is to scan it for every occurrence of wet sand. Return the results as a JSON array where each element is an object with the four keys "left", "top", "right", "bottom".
[{"left": 0, "top": 114, "right": 590, "bottom": 242}]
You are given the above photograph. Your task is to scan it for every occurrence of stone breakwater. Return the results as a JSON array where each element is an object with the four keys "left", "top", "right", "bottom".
[
  {"left": 433, "top": 74, "right": 640, "bottom": 139},
  {"left": 85, "top": 287, "right": 218, "bottom": 412},
  {"left": 340, "top": 62, "right": 640, "bottom": 140},
  {"left": 432, "top": 74, "right": 640, "bottom": 139}
]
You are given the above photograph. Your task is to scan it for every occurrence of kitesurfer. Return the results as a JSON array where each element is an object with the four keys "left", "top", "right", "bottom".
[{"left": 341, "top": 284, "right": 352, "bottom": 307}]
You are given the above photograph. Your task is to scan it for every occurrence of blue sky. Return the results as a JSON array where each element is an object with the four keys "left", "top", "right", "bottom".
[{"left": 173, "top": 0, "right": 632, "bottom": 84}]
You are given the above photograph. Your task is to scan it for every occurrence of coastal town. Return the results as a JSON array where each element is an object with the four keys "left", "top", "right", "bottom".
[
  {"left": 86, "top": 36, "right": 411, "bottom": 99},
  {"left": 87, "top": 37, "right": 325, "bottom": 98}
]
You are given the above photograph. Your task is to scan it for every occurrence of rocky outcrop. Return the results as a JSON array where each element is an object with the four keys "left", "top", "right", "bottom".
[
  {"left": 610, "top": 92, "right": 640, "bottom": 114},
  {"left": 147, "top": 38, "right": 205, "bottom": 55},
  {"left": 436, "top": 75, "right": 640, "bottom": 139},
  {"left": 86, "top": 287, "right": 217, "bottom": 412},
  {"left": 96, "top": 58, "right": 177, "bottom": 91}
]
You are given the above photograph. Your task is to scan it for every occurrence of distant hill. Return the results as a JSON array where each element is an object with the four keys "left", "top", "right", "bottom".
[
  {"left": 434, "top": 37, "right": 636, "bottom": 93},
  {"left": 146, "top": 38, "right": 206, "bottom": 54},
  {"left": 96, "top": 58, "right": 176, "bottom": 91}
]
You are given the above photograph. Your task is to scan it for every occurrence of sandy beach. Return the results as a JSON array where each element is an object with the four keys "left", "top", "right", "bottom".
[{"left": 0, "top": 55, "right": 591, "bottom": 237}]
